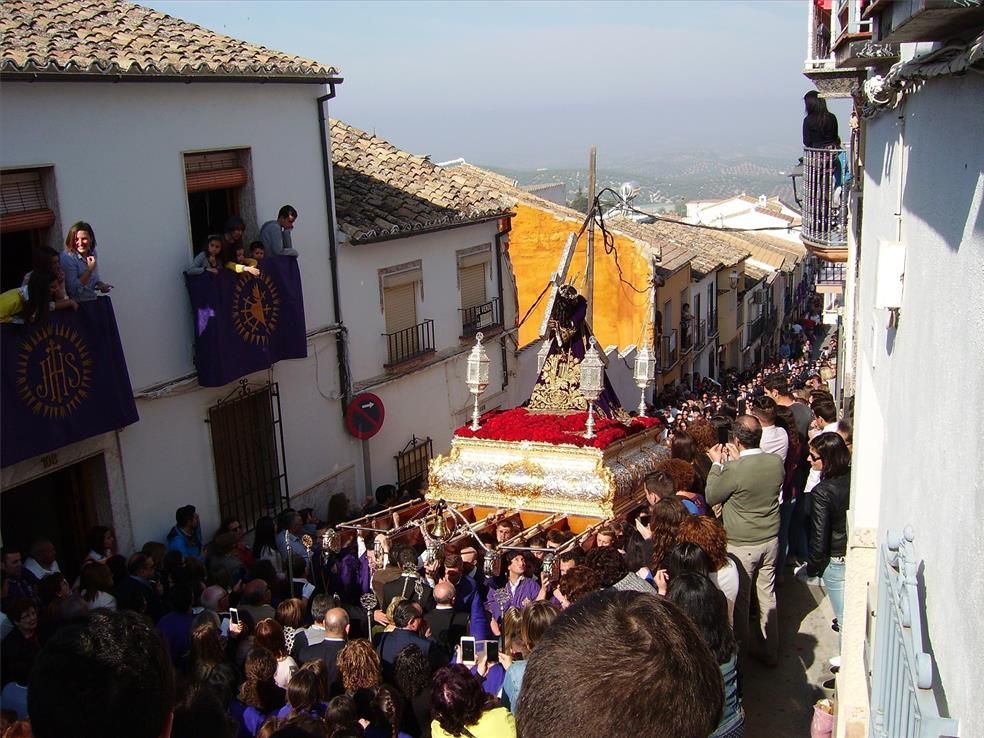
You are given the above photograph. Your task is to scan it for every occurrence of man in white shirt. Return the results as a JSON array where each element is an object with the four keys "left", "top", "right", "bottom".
[
  {"left": 749, "top": 396, "right": 789, "bottom": 464},
  {"left": 23, "top": 539, "right": 60, "bottom": 589}
]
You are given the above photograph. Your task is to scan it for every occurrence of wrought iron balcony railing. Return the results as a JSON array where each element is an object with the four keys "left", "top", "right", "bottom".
[
  {"left": 460, "top": 297, "right": 501, "bottom": 338},
  {"left": 816, "top": 261, "right": 847, "bottom": 285},
  {"left": 383, "top": 319, "right": 435, "bottom": 367},
  {"left": 694, "top": 318, "right": 707, "bottom": 350},
  {"left": 708, "top": 309, "right": 718, "bottom": 337},
  {"left": 680, "top": 318, "right": 694, "bottom": 354},
  {"left": 658, "top": 329, "right": 678, "bottom": 371},
  {"left": 745, "top": 316, "right": 765, "bottom": 349},
  {"left": 801, "top": 147, "right": 849, "bottom": 254}
]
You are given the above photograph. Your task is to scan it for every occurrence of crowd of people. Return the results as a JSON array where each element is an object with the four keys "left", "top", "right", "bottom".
[{"left": 0, "top": 286, "right": 850, "bottom": 738}]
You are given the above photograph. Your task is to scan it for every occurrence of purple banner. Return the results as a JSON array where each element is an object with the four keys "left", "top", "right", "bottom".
[
  {"left": 1, "top": 297, "right": 139, "bottom": 468},
  {"left": 185, "top": 256, "right": 307, "bottom": 388}
]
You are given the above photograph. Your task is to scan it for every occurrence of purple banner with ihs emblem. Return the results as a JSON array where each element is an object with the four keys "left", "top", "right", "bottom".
[
  {"left": 1, "top": 297, "right": 139, "bottom": 467},
  {"left": 184, "top": 255, "right": 307, "bottom": 388}
]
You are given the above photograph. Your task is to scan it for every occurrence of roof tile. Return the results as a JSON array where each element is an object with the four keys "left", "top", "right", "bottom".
[{"left": 0, "top": 0, "right": 338, "bottom": 82}]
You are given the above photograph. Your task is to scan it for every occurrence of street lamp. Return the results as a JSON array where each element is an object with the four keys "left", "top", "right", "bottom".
[
  {"left": 633, "top": 344, "right": 656, "bottom": 417},
  {"left": 730, "top": 270, "right": 739, "bottom": 290},
  {"left": 580, "top": 337, "right": 604, "bottom": 439},
  {"left": 466, "top": 332, "right": 490, "bottom": 430}
]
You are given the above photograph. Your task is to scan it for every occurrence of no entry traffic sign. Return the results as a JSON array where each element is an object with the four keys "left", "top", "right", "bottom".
[{"left": 345, "top": 393, "right": 385, "bottom": 440}]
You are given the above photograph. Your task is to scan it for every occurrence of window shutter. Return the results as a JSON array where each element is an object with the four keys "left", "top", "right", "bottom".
[
  {"left": 184, "top": 151, "right": 248, "bottom": 193},
  {"left": 0, "top": 171, "right": 55, "bottom": 233},
  {"left": 459, "top": 263, "right": 487, "bottom": 310},
  {"left": 384, "top": 283, "right": 418, "bottom": 334}
]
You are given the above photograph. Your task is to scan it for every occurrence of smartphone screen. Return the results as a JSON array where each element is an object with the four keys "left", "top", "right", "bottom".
[
  {"left": 460, "top": 637, "right": 476, "bottom": 665},
  {"left": 717, "top": 426, "right": 730, "bottom": 445},
  {"left": 229, "top": 607, "right": 240, "bottom": 625},
  {"left": 484, "top": 640, "right": 499, "bottom": 662}
]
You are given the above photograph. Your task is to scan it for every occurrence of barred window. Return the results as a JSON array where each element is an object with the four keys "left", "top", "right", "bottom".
[{"left": 395, "top": 435, "right": 432, "bottom": 495}]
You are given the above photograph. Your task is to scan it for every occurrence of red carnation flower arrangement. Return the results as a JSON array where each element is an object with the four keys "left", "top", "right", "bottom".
[{"left": 454, "top": 407, "right": 661, "bottom": 450}]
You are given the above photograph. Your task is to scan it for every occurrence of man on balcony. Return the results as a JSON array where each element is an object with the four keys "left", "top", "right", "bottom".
[{"left": 260, "top": 205, "right": 299, "bottom": 257}]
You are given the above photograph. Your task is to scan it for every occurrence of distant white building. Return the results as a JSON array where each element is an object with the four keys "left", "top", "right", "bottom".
[{"left": 685, "top": 194, "right": 802, "bottom": 245}]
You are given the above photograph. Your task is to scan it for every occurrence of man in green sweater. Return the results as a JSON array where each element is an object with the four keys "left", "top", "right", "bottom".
[{"left": 706, "top": 415, "right": 784, "bottom": 666}]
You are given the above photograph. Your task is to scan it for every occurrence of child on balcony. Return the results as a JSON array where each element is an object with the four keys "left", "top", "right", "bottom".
[
  {"left": 186, "top": 235, "right": 224, "bottom": 275},
  {"left": 224, "top": 242, "right": 260, "bottom": 276},
  {"left": 1, "top": 270, "right": 78, "bottom": 324}
]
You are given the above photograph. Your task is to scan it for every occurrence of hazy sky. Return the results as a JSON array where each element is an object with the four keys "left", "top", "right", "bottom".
[{"left": 144, "top": 1, "right": 821, "bottom": 168}]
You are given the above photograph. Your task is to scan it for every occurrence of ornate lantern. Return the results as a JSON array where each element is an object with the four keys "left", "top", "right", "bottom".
[
  {"left": 633, "top": 344, "right": 656, "bottom": 417},
  {"left": 466, "top": 331, "right": 490, "bottom": 430},
  {"left": 580, "top": 337, "right": 604, "bottom": 439}
]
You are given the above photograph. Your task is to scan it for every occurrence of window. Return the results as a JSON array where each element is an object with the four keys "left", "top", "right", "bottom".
[
  {"left": 0, "top": 168, "right": 58, "bottom": 291},
  {"left": 380, "top": 261, "right": 434, "bottom": 366},
  {"left": 395, "top": 435, "right": 432, "bottom": 495},
  {"left": 458, "top": 245, "right": 498, "bottom": 337},
  {"left": 184, "top": 149, "right": 255, "bottom": 256},
  {"left": 207, "top": 382, "right": 289, "bottom": 532}
]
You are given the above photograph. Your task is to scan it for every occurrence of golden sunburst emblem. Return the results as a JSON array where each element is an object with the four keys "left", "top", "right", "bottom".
[
  {"left": 15, "top": 322, "right": 94, "bottom": 418},
  {"left": 232, "top": 273, "right": 281, "bottom": 346}
]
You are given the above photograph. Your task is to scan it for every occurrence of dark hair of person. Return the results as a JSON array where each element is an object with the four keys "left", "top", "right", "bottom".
[
  {"left": 393, "top": 644, "right": 431, "bottom": 699},
  {"left": 276, "top": 598, "right": 305, "bottom": 630},
  {"left": 556, "top": 565, "right": 601, "bottom": 605},
  {"left": 750, "top": 395, "right": 777, "bottom": 423},
  {"left": 80, "top": 562, "right": 115, "bottom": 602},
  {"left": 515, "top": 590, "right": 723, "bottom": 738},
  {"left": 369, "top": 684, "right": 403, "bottom": 738},
  {"left": 670, "top": 430, "right": 698, "bottom": 463},
  {"left": 643, "top": 470, "right": 675, "bottom": 501},
  {"left": 252, "top": 516, "right": 278, "bottom": 558},
  {"left": 4, "top": 597, "right": 36, "bottom": 625},
  {"left": 731, "top": 415, "right": 762, "bottom": 449},
  {"left": 658, "top": 458, "right": 697, "bottom": 492},
  {"left": 170, "top": 683, "right": 235, "bottom": 738},
  {"left": 268, "top": 714, "right": 328, "bottom": 738},
  {"left": 286, "top": 668, "right": 323, "bottom": 713},
  {"left": 836, "top": 417, "right": 853, "bottom": 445},
  {"left": 224, "top": 215, "right": 245, "bottom": 233},
  {"left": 279, "top": 205, "right": 298, "bottom": 220},
  {"left": 86, "top": 526, "right": 114, "bottom": 555},
  {"left": 394, "top": 545, "right": 418, "bottom": 571},
  {"left": 64, "top": 221, "right": 97, "bottom": 252},
  {"left": 37, "top": 572, "right": 67, "bottom": 606},
  {"left": 666, "top": 572, "right": 736, "bottom": 665},
  {"left": 21, "top": 269, "right": 53, "bottom": 324},
  {"left": 324, "top": 694, "right": 359, "bottom": 733},
  {"left": 392, "top": 601, "right": 420, "bottom": 629},
  {"left": 675, "top": 516, "right": 729, "bottom": 570},
  {"left": 812, "top": 399, "right": 837, "bottom": 424},
  {"left": 558, "top": 547, "right": 585, "bottom": 566},
  {"left": 545, "top": 528, "right": 573, "bottom": 546},
  {"left": 710, "top": 414, "right": 732, "bottom": 441},
  {"left": 239, "top": 648, "right": 283, "bottom": 712},
  {"left": 31, "top": 244, "right": 60, "bottom": 272},
  {"left": 431, "top": 664, "right": 497, "bottom": 737},
  {"left": 763, "top": 374, "right": 790, "bottom": 396},
  {"left": 584, "top": 546, "right": 627, "bottom": 588},
  {"left": 254, "top": 619, "right": 288, "bottom": 659},
  {"left": 622, "top": 529, "right": 651, "bottom": 573},
  {"left": 521, "top": 601, "right": 559, "bottom": 651},
  {"left": 649, "top": 497, "right": 689, "bottom": 569},
  {"left": 660, "top": 542, "right": 712, "bottom": 579},
  {"left": 28, "top": 609, "right": 175, "bottom": 738},
  {"left": 191, "top": 622, "right": 226, "bottom": 669},
  {"left": 810, "top": 432, "right": 851, "bottom": 480}
]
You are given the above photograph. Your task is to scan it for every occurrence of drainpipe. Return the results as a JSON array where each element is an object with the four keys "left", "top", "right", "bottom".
[
  {"left": 494, "top": 216, "right": 511, "bottom": 391},
  {"left": 317, "top": 85, "right": 352, "bottom": 416}
]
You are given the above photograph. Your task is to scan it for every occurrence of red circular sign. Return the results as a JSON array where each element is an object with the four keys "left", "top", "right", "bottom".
[{"left": 345, "top": 393, "right": 385, "bottom": 440}]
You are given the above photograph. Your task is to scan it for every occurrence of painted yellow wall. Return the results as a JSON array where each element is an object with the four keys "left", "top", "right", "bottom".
[{"left": 510, "top": 203, "right": 652, "bottom": 350}]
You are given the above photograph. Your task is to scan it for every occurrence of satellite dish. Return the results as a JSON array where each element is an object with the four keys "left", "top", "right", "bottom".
[{"left": 619, "top": 181, "right": 641, "bottom": 203}]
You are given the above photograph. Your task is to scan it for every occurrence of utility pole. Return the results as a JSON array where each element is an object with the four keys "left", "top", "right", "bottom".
[{"left": 586, "top": 146, "right": 597, "bottom": 327}]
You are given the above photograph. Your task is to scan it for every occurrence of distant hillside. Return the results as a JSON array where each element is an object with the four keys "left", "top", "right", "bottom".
[{"left": 485, "top": 151, "right": 799, "bottom": 210}]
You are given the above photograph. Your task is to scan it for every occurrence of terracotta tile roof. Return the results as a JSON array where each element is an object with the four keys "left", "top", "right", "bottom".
[
  {"left": 446, "top": 162, "right": 757, "bottom": 280},
  {"left": 330, "top": 121, "right": 510, "bottom": 245},
  {"left": 726, "top": 232, "right": 806, "bottom": 272},
  {"left": 0, "top": 0, "right": 339, "bottom": 82}
]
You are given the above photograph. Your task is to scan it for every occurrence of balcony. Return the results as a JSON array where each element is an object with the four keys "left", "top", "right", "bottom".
[
  {"left": 865, "top": 0, "right": 984, "bottom": 45},
  {"left": 460, "top": 297, "right": 501, "bottom": 338},
  {"left": 800, "top": 147, "right": 849, "bottom": 262},
  {"left": 658, "top": 329, "right": 679, "bottom": 371},
  {"left": 745, "top": 316, "right": 765, "bottom": 349},
  {"left": 1, "top": 298, "right": 139, "bottom": 467},
  {"left": 803, "top": 0, "right": 896, "bottom": 96},
  {"left": 694, "top": 318, "right": 708, "bottom": 350},
  {"left": 816, "top": 260, "right": 847, "bottom": 294},
  {"left": 708, "top": 309, "right": 719, "bottom": 337},
  {"left": 680, "top": 318, "right": 694, "bottom": 354},
  {"left": 383, "top": 319, "right": 435, "bottom": 367}
]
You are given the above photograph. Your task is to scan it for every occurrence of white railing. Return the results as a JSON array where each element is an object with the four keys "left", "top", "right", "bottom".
[
  {"left": 801, "top": 147, "right": 848, "bottom": 249},
  {"left": 806, "top": 1, "right": 834, "bottom": 67},
  {"left": 867, "top": 527, "right": 959, "bottom": 738}
]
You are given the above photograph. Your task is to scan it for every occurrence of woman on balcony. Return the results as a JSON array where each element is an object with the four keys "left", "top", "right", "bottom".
[{"left": 61, "top": 221, "right": 113, "bottom": 301}]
